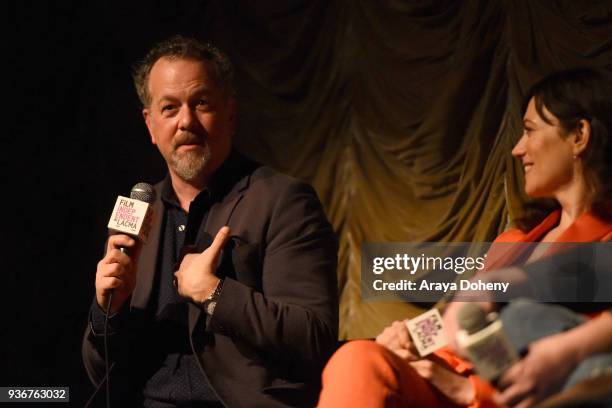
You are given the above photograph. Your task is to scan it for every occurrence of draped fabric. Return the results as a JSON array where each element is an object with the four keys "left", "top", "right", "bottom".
[
  {"left": 12, "top": 1, "right": 612, "bottom": 345},
  {"left": 198, "top": 0, "right": 612, "bottom": 339}
]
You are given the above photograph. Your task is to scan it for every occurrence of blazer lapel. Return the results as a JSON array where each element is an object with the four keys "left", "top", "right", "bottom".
[
  {"left": 188, "top": 179, "right": 248, "bottom": 335},
  {"left": 556, "top": 211, "right": 612, "bottom": 242},
  {"left": 485, "top": 211, "right": 561, "bottom": 270}
]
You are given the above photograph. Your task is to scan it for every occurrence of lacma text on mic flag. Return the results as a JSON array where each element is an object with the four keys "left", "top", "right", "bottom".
[{"left": 107, "top": 196, "right": 153, "bottom": 242}]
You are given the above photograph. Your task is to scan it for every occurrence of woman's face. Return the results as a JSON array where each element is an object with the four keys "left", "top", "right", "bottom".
[{"left": 512, "top": 98, "right": 576, "bottom": 198}]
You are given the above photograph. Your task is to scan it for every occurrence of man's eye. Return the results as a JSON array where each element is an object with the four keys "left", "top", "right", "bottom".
[
  {"left": 196, "top": 99, "right": 210, "bottom": 108},
  {"left": 162, "top": 105, "right": 176, "bottom": 112}
]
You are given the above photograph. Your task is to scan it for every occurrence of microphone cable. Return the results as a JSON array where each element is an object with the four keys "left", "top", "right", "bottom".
[
  {"left": 104, "top": 293, "right": 113, "bottom": 408},
  {"left": 83, "top": 294, "right": 114, "bottom": 408},
  {"left": 100, "top": 246, "right": 128, "bottom": 407},
  {"left": 85, "top": 182, "right": 155, "bottom": 408}
]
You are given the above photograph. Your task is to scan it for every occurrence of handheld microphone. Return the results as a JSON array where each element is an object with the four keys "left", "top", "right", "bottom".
[
  {"left": 455, "top": 303, "right": 518, "bottom": 381},
  {"left": 99, "top": 182, "right": 155, "bottom": 408}
]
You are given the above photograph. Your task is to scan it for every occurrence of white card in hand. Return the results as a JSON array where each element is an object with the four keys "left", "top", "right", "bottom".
[{"left": 406, "top": 308, "right": 447, "bottom": 357}]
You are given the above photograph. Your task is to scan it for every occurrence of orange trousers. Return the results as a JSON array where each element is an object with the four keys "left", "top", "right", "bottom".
[{"left": 317, "top": 340, "right": 498, "bottom": 408}]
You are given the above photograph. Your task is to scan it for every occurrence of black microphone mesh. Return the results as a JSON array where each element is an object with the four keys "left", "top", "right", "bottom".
[
  {"left": 130, "top": 182, "right": 156, "bottom": 203},
  {"left": 457, "top": 303, "right": 488, "bottom": 335}
]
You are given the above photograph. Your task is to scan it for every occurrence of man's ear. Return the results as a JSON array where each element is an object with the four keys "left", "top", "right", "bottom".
[
  {"left": 143, "top": 108, "right": 157, "bottom": 145},
  {"left": 572, "top": 119, "right": 591, "bottom": 157}
]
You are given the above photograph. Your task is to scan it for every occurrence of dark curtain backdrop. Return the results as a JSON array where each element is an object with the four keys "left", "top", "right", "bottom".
[{"left": 6, "top": 0, "right": 612, "bottom": 405}]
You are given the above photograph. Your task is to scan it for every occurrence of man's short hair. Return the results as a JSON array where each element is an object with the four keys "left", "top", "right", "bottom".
[{"left": 133, "top": 35, "right": 234, "bottom": 107}]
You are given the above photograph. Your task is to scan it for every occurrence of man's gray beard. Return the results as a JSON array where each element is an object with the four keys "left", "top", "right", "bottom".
[{"left": 171, "top": 143, "right": 211, "bottom": 182}]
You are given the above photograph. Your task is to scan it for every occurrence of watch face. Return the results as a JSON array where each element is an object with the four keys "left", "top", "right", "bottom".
[{"left": 206, "top": 301, "right": 217, "bottom": 316}]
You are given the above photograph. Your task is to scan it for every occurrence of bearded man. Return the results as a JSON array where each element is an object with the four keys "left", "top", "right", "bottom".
[{"left": 82, "top": 35, "right": 338, "bottom": 408}]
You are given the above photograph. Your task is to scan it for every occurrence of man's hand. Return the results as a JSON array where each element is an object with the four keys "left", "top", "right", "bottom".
[
  {"left": 175, "top": 226, "right": 230, "bottom": 304},
  {"left": 375, "top": 320, "right": 419, "bottom": 360},
  {"left": 95, "top": 234, "right": 141, "bottom": 314},
  {"left": 497, "top": 333, "right": 578, "bottom": 408}
]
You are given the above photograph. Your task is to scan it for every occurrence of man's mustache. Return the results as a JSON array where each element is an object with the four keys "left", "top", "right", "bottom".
[{"left": 173, "top": 132, "right": 206, "bottom": 150}]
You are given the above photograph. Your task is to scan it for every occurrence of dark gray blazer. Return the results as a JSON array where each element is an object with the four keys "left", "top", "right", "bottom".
[{"left": 83, "top": 153, "right": 338, "bottom": 407}]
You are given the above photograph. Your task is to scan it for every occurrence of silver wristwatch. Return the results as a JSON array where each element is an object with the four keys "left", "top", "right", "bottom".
[{"left": 202, "top": 279, "right": 224, "bottom": 316}]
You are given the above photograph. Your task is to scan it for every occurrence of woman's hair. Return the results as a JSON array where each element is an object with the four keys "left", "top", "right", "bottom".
[{"left": 515, "top": 67, "right": 612, "bottom": 231}]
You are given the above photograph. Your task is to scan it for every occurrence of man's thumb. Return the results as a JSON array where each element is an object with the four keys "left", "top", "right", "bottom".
[{"left": 209, "top": 226, "right": 231, "bottom": 254}]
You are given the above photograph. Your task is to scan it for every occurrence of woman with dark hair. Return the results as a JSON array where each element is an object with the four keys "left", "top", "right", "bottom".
[
  {"left": 317, "top": 68, "right": 612, "bottom": 408},
  {"left": 514, "top": 68, "right": 612, "bottom": 232}
]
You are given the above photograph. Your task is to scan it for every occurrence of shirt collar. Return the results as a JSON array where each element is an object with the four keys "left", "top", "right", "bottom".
[{"left": 160, "top": 149, "right": 249, "bottom": 210}]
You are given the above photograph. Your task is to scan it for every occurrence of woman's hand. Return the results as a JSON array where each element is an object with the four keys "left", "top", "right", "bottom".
[
  {"left": 410, "top": 358, "right": 475, "bottom": 405},
  {"left": 497, "top": 333, "right": 579, "bottom": 408},
  {"left": 376, "top": 319, "right": 476, "bottom": 405},
  {"left": 375, "top": 320, "right": 419, "bottom": 360}
]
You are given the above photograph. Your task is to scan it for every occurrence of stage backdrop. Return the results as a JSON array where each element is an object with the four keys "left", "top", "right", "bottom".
[
  {"left": 196, "top": 0, "right": 612, "bottom": 339},
  {"left": 7, "top": 0, "right": 612, "bottom": 404}
]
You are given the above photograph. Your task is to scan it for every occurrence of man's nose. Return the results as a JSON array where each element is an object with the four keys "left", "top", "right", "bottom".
[{"left": 178, "top": 105, "right": 197, "bottom": 131}]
